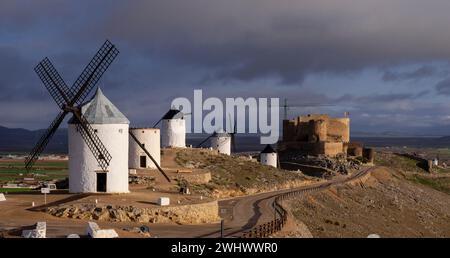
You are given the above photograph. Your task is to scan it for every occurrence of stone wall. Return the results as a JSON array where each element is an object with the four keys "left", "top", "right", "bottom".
[
  {"left": 47, "top": 200, "right": 220, "bottom": 224},
  {"left": 178, "top": 172, "right": 211, "bottom": 184}
]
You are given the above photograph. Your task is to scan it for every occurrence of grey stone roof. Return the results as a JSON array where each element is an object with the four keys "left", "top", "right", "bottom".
[{"left": 69, "top": 88, "right": 129, "bottom": 125}]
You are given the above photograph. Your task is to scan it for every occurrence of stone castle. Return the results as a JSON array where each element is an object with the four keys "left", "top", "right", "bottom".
[{"left": 279, "top": 114, "right": 350, "bottom": 157}]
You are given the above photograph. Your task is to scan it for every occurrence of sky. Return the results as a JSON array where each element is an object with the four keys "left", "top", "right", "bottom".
[{"left": 2, "top": 0, "right": 450, "bottom": 136}]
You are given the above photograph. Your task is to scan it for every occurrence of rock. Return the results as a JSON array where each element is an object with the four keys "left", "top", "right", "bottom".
[
  {"left": 22, "top": 222, "right": 46, "bottom": 238},
  {"left": 95, "top": 229, "right": 119, "bottom": 238},
  {"left": 158, "top": 197, "right": 170, "bottom": 206},
  {"left": 86, "top": 221, "right": 118, "bottom": 238},
  {"left": 21, "top": 230, "right": 33, "bottom": 238},
  {"left": 67, "top": 234, "right": 80, "bottom": 238},
  {"left": 0, "top": 193, "right": 6, "bottom": 202},
  {"left": 86, "top": 221, "right": 101, "bottom": 237},
  {"left": 122, "top": 226, "right": 141, "bottom": 233},
  {"left": 129, "top": 175, "right": 155, "bottom": 185},
  {"left": 35, "top": 222, "right": 46, "bottom": 238}
]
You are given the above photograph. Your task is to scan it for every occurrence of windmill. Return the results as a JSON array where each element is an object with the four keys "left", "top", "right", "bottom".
[
  {"left": 129, "top": 130, "right": 171, "bottom": 182},
  {"left": 196, "top": 114, "right": 237, "bottom": 154},
  {"left": 25, "top": 40, "right": 119, "bottom": 172},
  {"left": 153, "top": 108, "right": 186, "bottom": 148}
]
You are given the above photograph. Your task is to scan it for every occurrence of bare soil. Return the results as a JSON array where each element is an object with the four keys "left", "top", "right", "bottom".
[{"left": 285, "top": 166, "right": 450, "bottom": 237}]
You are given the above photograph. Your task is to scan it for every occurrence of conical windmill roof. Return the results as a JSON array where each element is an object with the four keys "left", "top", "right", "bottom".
[
  {"left": 162, "top": 109, "right": 184, "bottom": 120},
  {"left": 69, "top": 88, "right": 129, "bottom": 124},
  {"left": 261, "top": 144, "right": 276, "bottom": 153},
  {"left": 212, "top": 129, "right": 231, "bottom": 138}
]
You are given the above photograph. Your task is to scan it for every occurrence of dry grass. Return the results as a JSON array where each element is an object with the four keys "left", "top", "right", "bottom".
[{"left": 175, "top": 148, "right": 307, "bottom": 195}]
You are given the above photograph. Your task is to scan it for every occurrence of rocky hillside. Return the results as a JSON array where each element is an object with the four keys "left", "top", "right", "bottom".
[
  {"left": 175, "top": 148, "right": 312, "bottom": 198},
  {"left": 283, "top": 167, "right": 450, "bottom": 237}
]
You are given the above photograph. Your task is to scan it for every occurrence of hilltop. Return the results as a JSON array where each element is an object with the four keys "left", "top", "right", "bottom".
[{"left": 280, "top": 151, "right": 450, "bottom": 237}]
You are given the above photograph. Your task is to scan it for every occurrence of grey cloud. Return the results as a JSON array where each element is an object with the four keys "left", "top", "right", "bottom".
[
  {"left": 335, "top": 93, "right": 420, "bottom": 104},
  {"left": 382, "top": 66, "right": 438, "bottom": 82},
  {"left": 90, "top": 0, "right": 450, "bottom": 84},
  {"left": 435, "top": 78, "right": 450, "bottom": 95}
]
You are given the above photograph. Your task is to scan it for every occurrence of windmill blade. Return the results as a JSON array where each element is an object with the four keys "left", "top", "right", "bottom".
[
  {"left": 34, "top": 58, "right": 71, "bottom": 108},
  {"left": 129, "top": 131, "right": 171, "bottom": 182},
  {"left": 231, "top": 133, "right": 237, "bottom": 153},
  {"left": 196, "top": 134, "right": 213, "bottom": 148},
  {"left": 72, "top": 112, "right": 112, "bottom": 172},
  {"left": 25, "top": 111, "right": 68, "bottom": 170},
  {"left": 228, "top": 113, "right": 237, "bottom": 152},
  {"left": 152, "top": 117, "right": 163, "bottom": 128},
  {"left": 69, "top": 40, "right": 119, "bottom": 106}
]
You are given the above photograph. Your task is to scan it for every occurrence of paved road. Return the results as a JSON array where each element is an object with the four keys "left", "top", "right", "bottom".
[{"left": 0, "top": 167, "right": 374, "bottom": 238}]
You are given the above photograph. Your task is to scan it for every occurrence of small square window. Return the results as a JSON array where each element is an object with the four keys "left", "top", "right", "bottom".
[{"left": 119, "top": 129, "right": 123, "bottom": 133}]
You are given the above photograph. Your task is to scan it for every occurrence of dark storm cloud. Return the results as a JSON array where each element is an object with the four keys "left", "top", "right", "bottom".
[
  {"left": 382, "top": 66, "right": 438, "bottom": 82},
  {"left": 1, "top": 0, "right": 450, "bottom": 132},
  {"left": 435, "top": 78, "right": 450, "bottom": 95},
  {"left": 335, "top": 92, "right": 425, "bottom": 104},
  {"left": 91, "top": 0, "right": 450, "bottom": 84}
]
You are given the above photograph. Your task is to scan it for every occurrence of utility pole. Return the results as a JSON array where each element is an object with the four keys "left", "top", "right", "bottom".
[
  {"left": 283, "top": 98, "right": 288, "bottom": 120},
  {"left": 220, "top": 219, "right": 224, "bottom": 238}
]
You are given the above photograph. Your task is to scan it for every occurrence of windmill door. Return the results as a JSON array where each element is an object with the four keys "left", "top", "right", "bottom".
[
  {"left": 97, "top": 173, "right": 107, "bottom": 192},
  {"left": 140, "top": 156, "right": 147, "bottom": 168}
]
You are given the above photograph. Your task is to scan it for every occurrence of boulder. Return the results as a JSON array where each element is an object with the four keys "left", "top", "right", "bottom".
[
  {"left": 35, "top": 222, "right": 46, "bottom": 238},
  {"left": 86, "top": 221, "right": 101, "bottom": 237},
  {"left": 0, "top": 193, "right": 5, "bottom": 202},
  {"left": 86, "top": 221, "right": 119, "bottom": 238},
  {"left": 158, "top": 197, "right": 170, "bottom": 206},
  {"left": 22, "top": 222, "right": 46, "bottom": 238},
  {"left": 21, "top": 230, "right": 33, "bottom": 238},
  {"left": 95, "top": 229, "right": 119, "bottom": 238}
]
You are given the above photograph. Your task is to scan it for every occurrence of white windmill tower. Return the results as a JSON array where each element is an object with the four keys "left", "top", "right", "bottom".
[
  {"left": 68, "top": 88, "right": 130, "bottom": 193},
  {"left": 129, "top": 128, "right": 160, "bottom": 169},
  {"left": 197, "top": 115, "right": 237, "bottom": 155},
  {"left": 210, "top": 130, "right": 232, "bottom": 155},
  {"left": 260, "top": 145, "right": 277, "bottom": 168},
  {"left": 154, "top": 108, "right": 186, "bottom": 148}
]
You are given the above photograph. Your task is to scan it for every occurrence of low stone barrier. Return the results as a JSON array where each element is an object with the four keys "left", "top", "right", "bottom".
[{"left": 47, "top": 200, "right": 220, "bottom": 224}]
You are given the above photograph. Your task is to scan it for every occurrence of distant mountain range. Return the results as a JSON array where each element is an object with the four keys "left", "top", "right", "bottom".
[
  {"left": 1, "top": 125, "right": 449, "bottom": 154},
  {"left": 351, "top": 130, "right": 442, "bottom": 138},
  {"left": 0, "top": 126, "right": 67, "bottom": 154}
]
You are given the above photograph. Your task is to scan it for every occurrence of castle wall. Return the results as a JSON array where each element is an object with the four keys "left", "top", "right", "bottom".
[{"left": 280, "top": 114, "right": 350, "bottom": 156}]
